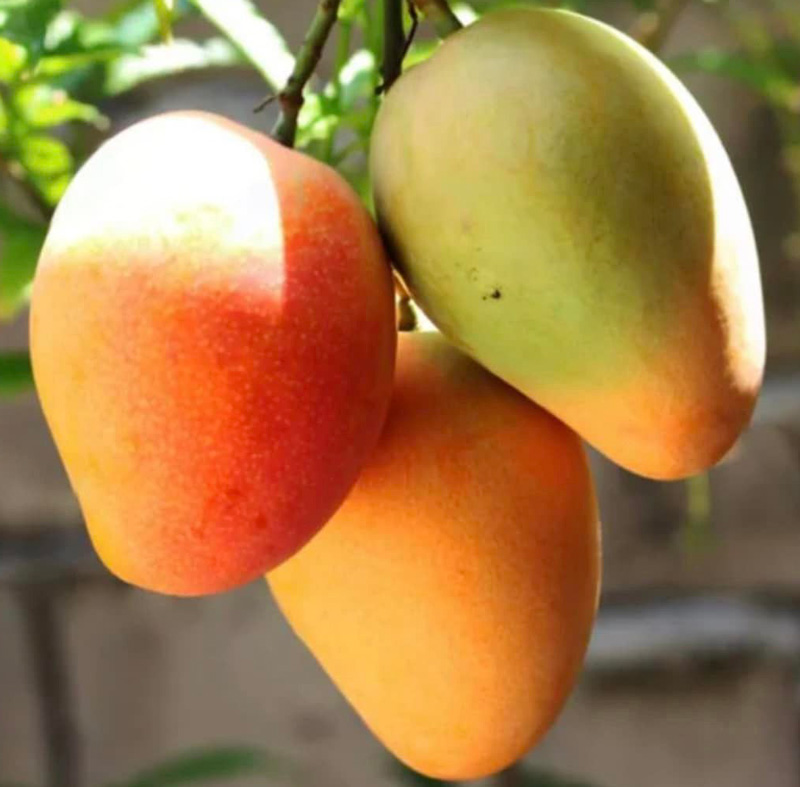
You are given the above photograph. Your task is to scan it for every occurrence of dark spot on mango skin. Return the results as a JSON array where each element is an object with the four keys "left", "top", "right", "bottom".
[{"left": 482, "top": 288, "right": 502, "bottom": 301}]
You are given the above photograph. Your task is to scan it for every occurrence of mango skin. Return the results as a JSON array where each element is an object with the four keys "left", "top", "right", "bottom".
[
  {"left": 269, "top": 331, "right": 601, "bottom": 781},
  {"left": 30, "top": 111, "right": 396, "bottom": 596},
  {"left": 371, "top": 9, "right": 765, "bottom": 480}
]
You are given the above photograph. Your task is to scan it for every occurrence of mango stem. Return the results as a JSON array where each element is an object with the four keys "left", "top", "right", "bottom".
[
  {"left": 413, "top": 0, "right": 463, "bottom": 38},
  {"left": 394, "top": 274, "right": 418, "bottom": 332},
  {"left": 382, "top": 0, "right": 406, "bottom": 92}
]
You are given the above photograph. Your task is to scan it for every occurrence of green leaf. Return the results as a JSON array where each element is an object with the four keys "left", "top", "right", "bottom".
[
  {"left": 773, "top": 39, "right": 800, "bottom": 79},
  {"left": 29, "top": 11, "right": 127, "bottom": 80},
  {"left": 18, "top": 133, "right": 72, "bottom": 175},
  {"left": 0, "top": 202, "right": 46, "bottom": 318},
  {"left": 296, "top": 92, "right": 339, "bottom": 149},
  {"left": 17, "top": 134, "right": 74, "bottom": 205},
  {"left": 109, "top": 747, "right": 284, "bottom": 787},
  {"left": 189, "top": 0, "right": 294, "bottom": 90},
  {"left": 387, "top": 759, "right": 449, "bottom": 785},
  {"left": 105, "top": 36, "right": 244, "bottom": 95},
  {"left": 14, "top": 83, "right": 107, "bottom": 128},
  {"left": 31, "top": 169, "right": 70, "bottom": 204},
  {"left": 388, "top": 759, "right": 606, "bottom": 787},
  {"left": 339, "top": 0, "right": 366, "bottom": 22},
  {"left": 153, "top": 0, "right": 174, "bottom": 42},
  {"left": 517, "top": 767, "right": 605, "bottom": 787},
  {"left": 106, "top": 0, "right": 191, "bottom": 49},
  {"left": 451, "top": 2, "right": 479, "bottom": 23},
  {"left": 680, "top": 471, "right": 713, "bottom": 553},
  {"left": 43, "top": 8, "right": 81, "bottom": 50},
  {"left": 107, "top": 2, "right": 162, "bottom": 47},
  {"left": 295, "top": 48, "right": 378, "bottom": 166},
  {"left": 338, "top": 48, "right": 377, "bottom": 111},
  {"left": 0, "top": 352, "right": 34, "bottom": 396},
  {"left": 34, "top": 47, "right": 125, "bottom": 78},
  {"left": 402, "top": 38, "right": 438, "bottom": 70},
  {"left": 0, "top": 0, "right": 62, "bottom": 59},
  {"left": 670, "top": 48, "right": 797, "bottom": 105},
  {"left": 0, "top": 36, "right": 28, "bottom": 82}
]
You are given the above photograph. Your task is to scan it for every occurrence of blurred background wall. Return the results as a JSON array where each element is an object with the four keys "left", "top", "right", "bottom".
[{"left": 1, "top": 1, "right": 800, "bottom": 786}]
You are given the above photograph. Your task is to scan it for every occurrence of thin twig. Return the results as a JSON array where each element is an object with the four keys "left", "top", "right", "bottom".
[
  {"left": 377, "top": 0, "right": 419, "bottom": 95},
  {"left": 253, "top": 93, "right": 276, "bottom": 113},
  {"left": 394, "top": 273, "right": 418, "bottom": 331},
  {"left": 1, "top": 153, "right": 53, "bottom": 221},
  {"left": 0, "top": 155, "right": 52, "bottom": 224},
  {"left": 630, "top": 0, "right": 692, "bottom": 53},
  {"left": 271, "top": 0, "right": 342, "bottom": 148},
  {"left": 412, "top": 0, "right": 462, "bottom": 38},
  {"left": 12, "top": 171, "right": 53, "bottom": 223},
  {"left": 382, "top": 0, "right": 406, "bottom": 92},
  {"left": 0, "top": 88, "right": 54, "bottom": 222},
  {"left": 401, "top": 1, "right": 420, "bottom": 62}
]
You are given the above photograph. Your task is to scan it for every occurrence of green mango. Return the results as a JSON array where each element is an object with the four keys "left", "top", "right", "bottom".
[{"left": 371, "top": 8, "right": 765, "bottom": 480}]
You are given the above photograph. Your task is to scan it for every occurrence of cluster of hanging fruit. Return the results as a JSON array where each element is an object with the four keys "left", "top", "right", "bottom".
[{"left": 29, "top": 8, "right": 764, "bottom": 781}]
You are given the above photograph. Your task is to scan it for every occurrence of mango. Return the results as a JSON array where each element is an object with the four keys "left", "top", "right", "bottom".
[
  {"left": 269, "top": 331, "right": 601, "bottom": 780},
  {"left": 30, "top": 111, "right": 396, "bottom": 596},
  {"left": 371, "top": 8, "right": 765, "bottom": 480}
]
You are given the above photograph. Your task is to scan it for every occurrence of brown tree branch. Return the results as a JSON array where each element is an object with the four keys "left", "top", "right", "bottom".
[
  {"left": 382, "top": 0, "right": 406, "bottom": 92},
  {"left": 271, "top": 0, "right": 342, "bottom": 148},
  {"left": 7, "top": 169, "right": 53, "bottom": 223},
  {"left": 413, "top": 0, "right": 462, "bottom": 38},
  {"left": 630, "top": 0, "right": 692, "bottom": 53}
]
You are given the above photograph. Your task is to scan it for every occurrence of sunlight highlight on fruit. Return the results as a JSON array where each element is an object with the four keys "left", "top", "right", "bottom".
[
  {"left": 30, "top": 111, "right": 396, "bottom": 596},
  {"left": 371, "top": 8, "right": 765, "bottom": 480}
]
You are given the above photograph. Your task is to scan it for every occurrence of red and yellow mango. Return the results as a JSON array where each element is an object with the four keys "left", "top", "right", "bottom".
[{"left": 31, "top": 111, "right": 396, "bottom": 596}]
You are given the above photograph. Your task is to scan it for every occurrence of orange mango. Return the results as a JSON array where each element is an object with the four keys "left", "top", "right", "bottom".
[
  {"left": 30, "top": 111, "right": 396, "bottom": 596},
  {"left": 269, "top": 331, "right": 601, "bottom": 780}
]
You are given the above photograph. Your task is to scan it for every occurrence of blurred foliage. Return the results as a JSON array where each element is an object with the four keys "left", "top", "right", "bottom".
[
  {"left": 0, "top": 745, "right": 605, "bottom": 787},
  {"left": 670, "top": 0, "right": 800, "bottom": 146},
  {"left": 0, "top": 199, "right": 44, "bottom": 316},
  {"left": 108, "top": 746, "right": 288, "bottom": 787},
  {"left": 0, "top": 350, "right": 34, "bottom": 395},
  {"left": 0, "top": 0, "right": 255, "bottom": 390},
  {"left": 0, "top": 746, "right": 291, "bottom": 787},
  {"left": 517, "top": 767, "right": 606, "bottom": 786},
  {"left": 189, "top": 0, "right": 294, "bottom": 90},
  {"left": 389, "top": 759, "right": 449, "bottom": 785},
  {"left": 0, "top": 0, "right": 250, "bottom": 223},
  {"left": 669, "top": 0, "right": 800, "bottom": 552},
  {"left": 680, "top": 470, "right": 714, "bottom": 553},
  {"left": 390, "top": 757, "right": 607, "bottom": 786},
  {"left": 671, "top": 26, "right": 800, "bottom": 116},
  {"left": 152, "top": 0, "right": 174, "bottom": 42}
]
